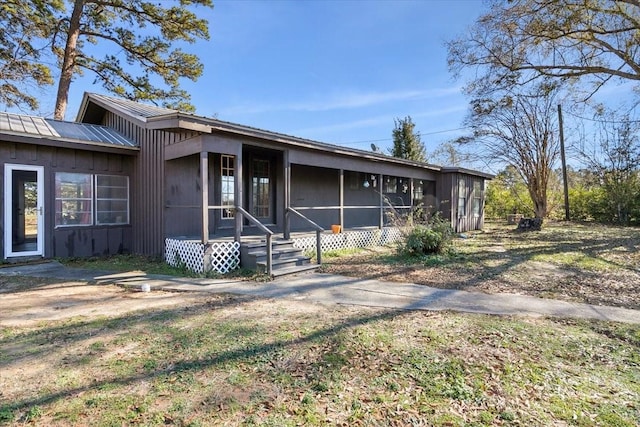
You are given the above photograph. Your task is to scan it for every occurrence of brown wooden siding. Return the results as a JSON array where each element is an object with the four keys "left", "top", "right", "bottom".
[
  {"left": 1, "top": 140, "right": 134, "bottom": 258},
  {"left": 447, "top": 172, "right": 486, "bottom": 233},
  {"left": 102, "top": 112, "right": 200, "bottom": 255}
]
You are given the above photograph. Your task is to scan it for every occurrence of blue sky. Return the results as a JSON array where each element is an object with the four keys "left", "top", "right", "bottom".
[{"left": 53, "top": 0, "right": 487, "bottom": 157}]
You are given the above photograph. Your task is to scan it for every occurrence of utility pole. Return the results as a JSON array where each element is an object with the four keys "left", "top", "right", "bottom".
[{"left": 558, "top": 104, "right": 570, "bottom": 221}]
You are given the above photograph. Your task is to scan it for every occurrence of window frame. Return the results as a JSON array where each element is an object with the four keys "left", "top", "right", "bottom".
[
  {"left": 457, "top": 177, "right": 466, "bottom": 218},
  {"left": 54, "top": 172, "right": 130, "bottom": 228},
  {"left": 221, "top": 155, "right": 235, "bottom": 219},
  {"left": 472, "top": 180, "right": 482, "bottom": 217},
  {"left": 55, "top": 172, "right": 94, "bottom": 227},
  {"left": 95, "top": 174, "right": 130, "bottom": 225}
]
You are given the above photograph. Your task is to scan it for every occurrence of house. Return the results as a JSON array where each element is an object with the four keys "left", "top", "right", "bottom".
[{"left": 1, "top": 93, "right": 492, "bottom": 275}]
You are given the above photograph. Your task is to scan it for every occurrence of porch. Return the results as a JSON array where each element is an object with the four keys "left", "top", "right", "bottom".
[
  {"left": 163, "top": 141, "right": 434, "bottom": 275},
  {"left": 165, "top": 226, "right": 404, "bottom": 276}
]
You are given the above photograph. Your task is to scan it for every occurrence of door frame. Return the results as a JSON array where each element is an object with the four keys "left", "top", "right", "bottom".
[
  {"left": 246, "top": 155, "right": 276, "bottom": 225},
  {"left": 3, "top": 164, "right": 45, "bottom": 258}
]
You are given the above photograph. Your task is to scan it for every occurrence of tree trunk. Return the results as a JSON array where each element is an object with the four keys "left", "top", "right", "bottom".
[
  {"left": 528, "top": 185, "right": 548, "bottom": 219},
  {"left": 53, "top": 0, "right": 85, "bottom": 120}
]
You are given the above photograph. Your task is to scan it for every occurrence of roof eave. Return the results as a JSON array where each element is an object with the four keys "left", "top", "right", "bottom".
[
  {"left": 146, "top": 115, "right": 213, "bottom": 133},
  {"left": 207, "top": 123, "right": 442, "bottom": 172},
  {"left": 0, "top": 131, "right": 140, "bottom": 154},
  {"left": 441, "top": 166, "right": 494, "bottom": 179},
  {"left": 77, "top": 92, "right": 148, "bottom": 127}
]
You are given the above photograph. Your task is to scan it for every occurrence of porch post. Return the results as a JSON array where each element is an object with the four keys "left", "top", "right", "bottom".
[
  {"left": 379, "top": 173, "right": 384, "bottom": 229},
  {"left": 339, "top": 169, "right": 344, "bottom": 229},
  {"left": 283, "top": 150, "right": 291, "bottom": 240},
  {"left": 410, "top": 178, "right": 414, "bottom": 209},
  {"left": 235, "top": 146, "right": 243, "bottom": 242},
  {"left": 200, "top": 151, "right": 209, "bottom": 244}
]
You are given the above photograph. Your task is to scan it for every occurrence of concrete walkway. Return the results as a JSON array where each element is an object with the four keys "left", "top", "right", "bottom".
[{"left": 1, "top": 261, "right": 639, "bottom": 324}]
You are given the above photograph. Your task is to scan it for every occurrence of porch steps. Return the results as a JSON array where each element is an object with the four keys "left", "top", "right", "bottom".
[{"left": 240, "top": 239, "right": 320, "bottom": 277}]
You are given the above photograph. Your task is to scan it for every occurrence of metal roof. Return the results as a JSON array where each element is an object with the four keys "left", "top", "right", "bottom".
[
  {"left": 0, "top": 112, "right": 58, "bottom": 137},
  {"left": 78, "top": 93, "right": 493, "bottom": 178},
  {"left": 86, "top": 93, "right": 178, "bottom": 119},
  {"left": 79, "top": 93, "right": 445, "bottom": 170},
  {"left": 0, "top": 112, "right": 137, "bottom": 149}
]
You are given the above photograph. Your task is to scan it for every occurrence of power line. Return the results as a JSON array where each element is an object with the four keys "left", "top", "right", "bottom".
[
  {"left": 337, "top": 126, "right": 470, "bottom": 146},
  {"left": 563, "top": 110, "right": 640, "bottom": 124}
]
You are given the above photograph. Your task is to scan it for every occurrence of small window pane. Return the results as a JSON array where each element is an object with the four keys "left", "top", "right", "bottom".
[
  {"left": 221, "top": 155, "right": 235, "bottom": 219},
  {"left": 55, "top": 173, "right": 92, "bottom": 226},
  {"left": 457, "top": 178, "right": 466, "bottom": 218},
  {"left": 96, "top": 175, "right": 129, "bottom": 225}
]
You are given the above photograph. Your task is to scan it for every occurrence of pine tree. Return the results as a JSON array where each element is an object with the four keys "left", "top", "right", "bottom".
[
  {"left": 0, "top": 0, "right": 213, "bottom": 119},
  {"left": 391, "top": 116, "right": 427, "bottom": 162}
]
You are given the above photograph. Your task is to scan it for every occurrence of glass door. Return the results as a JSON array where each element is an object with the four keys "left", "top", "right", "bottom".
[
  {"left": 4, "top": 164, "right": 44, "bottom": 258},
  {"left": 250, "top": 158, "right": 274, "bottom": 224}
]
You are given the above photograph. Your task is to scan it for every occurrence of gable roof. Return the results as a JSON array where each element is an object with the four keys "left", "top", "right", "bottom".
[
  {"left": 77, "top": 92, "right": 493, "bottom": 179},
  {"left": 0, "top": 111, "right": 138, "bottom": 151}
]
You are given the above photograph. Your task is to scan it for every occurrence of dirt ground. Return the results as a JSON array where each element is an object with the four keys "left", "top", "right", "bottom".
[
  {"left": 1, "top": 223, "right": 638, "bottom": 329},
  {"left": 0, "top": 277, "right": 218, "bottom": 328},
  {"left": 321, "top": 222, "right": 640, "bottom": 310}
]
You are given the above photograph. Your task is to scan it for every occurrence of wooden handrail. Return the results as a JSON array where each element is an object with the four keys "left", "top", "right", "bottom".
[
  {"left": 287, "top": 207, "right": 324, "bottom": 232},
  {"left": 235, "top": 206, "right": 274, "bottom": 276},
  {"left": 286, "top": 207, "right": 324, "bottom": 265}
]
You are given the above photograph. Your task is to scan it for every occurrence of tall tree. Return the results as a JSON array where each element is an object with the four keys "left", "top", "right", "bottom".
[
  {"left": 447, "top": 0, "right": 640, "bottom": 100},
  {"left": 457, "top": 83, "right": 561, "bottom": 218},
  {"left": 0, "top": 1, "right": 61, "bottom": 110},
  {"left": 0, "top": 0, "right": 212, "bottom": 119},
  {"left": 391, "top": 116, "right": 427, "bottom": 162}
]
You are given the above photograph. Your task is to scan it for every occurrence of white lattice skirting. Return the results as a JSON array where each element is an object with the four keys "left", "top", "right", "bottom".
[
  {"left": 292, "top": 227, "right": 404, "bottom": 253},
  {"left": 165, "top": 239, "right": 240, "bottom": 274},
  {"left": 166, "top": 228, "right": 401, "bottom": 274}
]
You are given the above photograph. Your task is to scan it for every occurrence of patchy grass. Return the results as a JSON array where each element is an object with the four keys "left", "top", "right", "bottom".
[
  {"left": 60, "top": 254, "right": 260, "bottom": 280},
  {"left": 61, "top": 254, "right": 183, "bottom": 276},
  {"left": 320, "top": 221, "right": 640, "bottom": 310},
  {"left": 0, "top": 296, "right": 638, "bottom": 426}
]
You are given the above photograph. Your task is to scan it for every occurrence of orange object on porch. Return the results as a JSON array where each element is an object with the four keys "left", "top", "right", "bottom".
[{"left": 331, "top": 224, "right": 341, "bottom": 234}]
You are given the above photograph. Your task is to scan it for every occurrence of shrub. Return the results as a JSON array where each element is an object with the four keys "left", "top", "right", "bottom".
[{"left": 399, "top": 213, "right": 453, "bottom": 256}]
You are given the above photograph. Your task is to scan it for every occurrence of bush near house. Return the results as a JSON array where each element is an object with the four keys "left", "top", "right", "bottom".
[{"left": 399, "top": 212, "right": 453, "bottom": 256}]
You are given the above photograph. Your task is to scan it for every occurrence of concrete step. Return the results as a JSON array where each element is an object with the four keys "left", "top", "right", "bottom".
[
  {"left": 246, "top": 247, "right": 305, "bottom": 262},
  {"left": 240, "top": 239, "right": 320, "bottom": 277},
  {"left": 270, "top": 263, "right": 322, "bottom": 278},
  {"left": 256, "top": 255, "right": 313, "bottom": 271}
]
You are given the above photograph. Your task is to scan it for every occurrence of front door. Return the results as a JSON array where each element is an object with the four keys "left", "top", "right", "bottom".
[
  {"left": 249, "top": 158, "right": 275, "bottom": 224},
  {"left": 4, "top": 164, "right": 44, "bottom": 258}
]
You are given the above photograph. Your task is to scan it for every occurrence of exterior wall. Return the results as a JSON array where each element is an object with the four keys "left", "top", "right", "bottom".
[
  {"left": 343, "top": 170, "right": 384, "bottom": 227},
  {"left": 0, "top": 140, "right": 134, "bottom": 258},
  {"left": 290, "top": 166, "right": 432, "bottom": 229},
  {"left": 165, "top": 154, "right": 202, "bottom": 238},
  {"left": 165, "top": 153, "right": 237, "bottom": 239},
  {"left": 102, "top": 112, "right": 198, "bottom": 256},
  {"left": 446, "top": 172, "right": 486, "bottom": 232},
  {"left": 290, "top": 164, "right": 340, "bottom": 229}
]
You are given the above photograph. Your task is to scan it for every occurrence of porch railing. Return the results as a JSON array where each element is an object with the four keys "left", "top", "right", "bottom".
[
  {"left": 286, "top": 207, "right": 324, "bottom": 265},
  {"left": 234, "top": 205, "right": 274, "bottom": 276}
]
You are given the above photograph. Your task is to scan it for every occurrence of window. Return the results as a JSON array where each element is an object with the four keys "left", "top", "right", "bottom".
[
  {"left": 96, "top": 175, "right": 129, "bottom": 224},
  {"left": 457, "top": 178, "right": 466, "bottom": 218},
  {"left": 221, "top": 155, "right": 235, "bottom": 219},
  {"left": 55, "top": 173, "right": 92, "bottom": 226},
  {"left": 384, "top": 176, "right": 397, "bottom": 193},
  {"left": 413, "top": 180, "right": 424, "bottom": 204},
  {"left": 55, "top": 172, "right": 129, "bottom": 227},
  {"left": 472, "top": 180, "right": 482, "bottom": 217}
]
